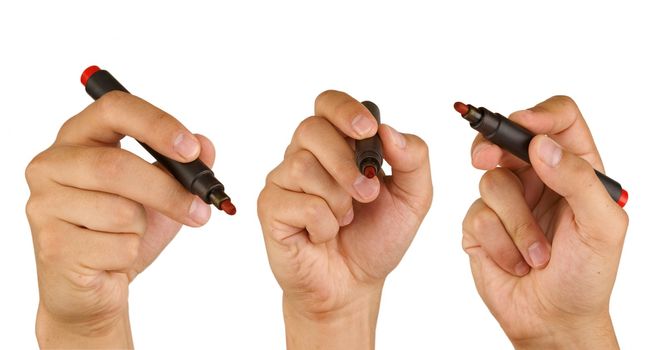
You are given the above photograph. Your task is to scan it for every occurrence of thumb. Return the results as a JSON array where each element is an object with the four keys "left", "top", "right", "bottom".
[
  {"left": 529, "top": 135, "right": 627, "bottom": 240},
  {"left": 378, "top": 124, "right": 433, "bottom": 214}
]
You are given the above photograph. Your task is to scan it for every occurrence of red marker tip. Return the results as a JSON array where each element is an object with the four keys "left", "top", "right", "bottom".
[
  {"left": 454, "top": 102, "right": 469, "bottom": 115},
  {"left": 617, "top": 189, "right": 628, "bottom": 208},
  {"left": 363, "top": 165, "right": 376, "bottom": 178},
  {"left": 220, "top": 199, "right": 237, "bottom": 215},
  {"left": 81, "top": 65, "right": 101, "bottom": 86}
]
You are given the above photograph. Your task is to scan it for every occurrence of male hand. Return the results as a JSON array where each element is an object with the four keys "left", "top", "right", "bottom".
[
  {"left": 462, "top": 96, "right": 628, "bottom": 349},
  {"left": 258, "top": 90, "right": 433, "bottom": 349},
  {"left": 25, "top": 91, "right": 215, "bottom": 348}
]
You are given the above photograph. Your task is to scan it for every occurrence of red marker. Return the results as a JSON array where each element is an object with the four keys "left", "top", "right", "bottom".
[
  {"left": 454, "top": 101, "right": 628, "bottom": 207},
  {"left": 81, "top": 66, "right": 236, "bottom": 215}
]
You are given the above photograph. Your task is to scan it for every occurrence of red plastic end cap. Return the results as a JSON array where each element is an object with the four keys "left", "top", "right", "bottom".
[
  {"left": 454, "top": 101, "right": 469, "bottom": 115},
  {"left": 81, "top": 65, "right": 101, "bottom": 86},
  {"left": 617, "top": 189, "right": 628, "bottom": 208},
  {"left": 220, "top": 199, "right": 237, "bottom": 215}
]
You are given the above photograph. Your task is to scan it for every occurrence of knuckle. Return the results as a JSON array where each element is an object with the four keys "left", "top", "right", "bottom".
[
  {"left": 293, "top": 116, "right": 322, "bottom": 141},
  {"left": 265, "top": 166, "right": 279, "bottom": 186},
  {"left": 25, "top": 150, "right": 51, "bottom": 186},
  {"left": 315, "top": 90, "right": 339, "bottom": 108},
  {"left": 287, "top": 150, "right": 317, "bottom": 180},
  {"left": 550, "top": 95, "right": 581, "bottom": 118},
  {"left": 256, "top": 188, "right": 269, "bottom": 218},
  {"left": 511, "top": 220, "right": 539, "bottom": 242},
  {"left": 55, "top": 116, "right": 78, "bottom": 143},
  {"left": 304, "top": 197, "right": 330, "bottom": 222},
  {"left": 91, "top": 148, "right": 128, "bottom": 183},
  {"left": 479, "top": 168, "right": 519, "bottom": 196},
  {"left": 95, "top": 90, "right": 127, "bottom": 121},
  {"left": 479, "top": 169, "right": 501, "bottom": 195},
  {"left": 25, "top": 196, "right": 43, "bottom": 222},
  {"left": 552, "top": 95, "right": 577, "bottom": 108},
  {"left": 467, "top": 205, "right": 497, "bottom": 235},
  {"left": 123, "top": 235, "right": 142, "bottom": 263},
  {"left": 35, "top": 229, "right": 64, "bottom": 264},
  {"left": 112, "top": 199, "right": 146, "bottom": 234}
]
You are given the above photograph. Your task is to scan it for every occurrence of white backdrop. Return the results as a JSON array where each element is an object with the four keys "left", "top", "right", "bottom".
[{"left": 1, "top": 1, "right": 664, "bottom": 348}]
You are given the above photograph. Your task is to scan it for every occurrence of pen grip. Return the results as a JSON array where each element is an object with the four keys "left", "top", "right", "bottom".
[
  {"left": 84, "top": 69, "right": 222, "bottom": 204},
  {"left": 474, "top": 108, "right": 623, "bottom": 203}
]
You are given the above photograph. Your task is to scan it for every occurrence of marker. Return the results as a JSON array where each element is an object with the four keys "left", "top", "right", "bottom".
[
  {"left": 355, "top": 101, "right": 383, "bottom": 178},
  {"left": 454, "top": 102, "right": 628, "bottom": 207},
  {"left": 81, "top": 65, "right": 236, "bottom": 215}
]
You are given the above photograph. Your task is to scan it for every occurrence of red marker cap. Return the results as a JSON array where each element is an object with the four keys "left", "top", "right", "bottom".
[
  {"left": 80, "top": 65, "right": 101, "bottom": 86},
  {"left": 617, "top": 189, "right": 628, "bottom": 208}
]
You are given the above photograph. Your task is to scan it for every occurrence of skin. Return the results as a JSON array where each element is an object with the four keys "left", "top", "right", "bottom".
[
  {"left": 257, "top": 90, "right": 433, "bottom": 349},
  {"left": 462, "top": 96, "right": 629, "bottom": 349},
  {"left": 25, "top": 91, "right": 215, "bottom": 349}
]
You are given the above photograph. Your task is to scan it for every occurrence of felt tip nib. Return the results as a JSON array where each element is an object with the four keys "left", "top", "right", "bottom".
[
  {"left": 81, "top": 65, "right": 101, "bottom": 86},
  {"left": 617, "top": 189, "right": 628, "bottom": 208},
  {"left": 454, "top": 102, "right": 469, "bottom": 115},
  {"left": 363, "top": 165, "right": 376, "bottom": 178},
  {"left": 220, "top": 199, "right": 236, "bottom": 215}
]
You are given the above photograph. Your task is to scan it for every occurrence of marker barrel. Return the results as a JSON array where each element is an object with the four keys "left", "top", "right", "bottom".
[
  {"left": 464, "top": 104, "right": 626, "bottom": 206},
  {"left": 82, "top": 67, "right": 232, "bottom": 210},
  {"left": 355, "top": 101, "right": 384, "bottom": 177}
]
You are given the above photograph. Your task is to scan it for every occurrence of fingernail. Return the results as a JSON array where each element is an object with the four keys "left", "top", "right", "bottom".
[
  {"left": 189, "top": 198, "right": 210, "bottom": 225},
  {"left": 386, "top": 124, "right": 406, "bottom": 149},
  {"left": 528, "top": 242, "right": 550, "bottom": 268},
  {"left": 537, "top": 136, "right": 562, "bottom": 167},
  {"left": 340, "top": 208, "right": 354, "bottom": 226},
  {"left": 353, "top": 175, "right": 380, "bottom": 200},
  {"left": 174, "top": 133, "right": 200, "bottom": 160},
  {"left": 514, "top": 261, "right": 530, "bottom": 276},
  {"left": 351, "top": 115, "right": 375, "bottom": 138}
]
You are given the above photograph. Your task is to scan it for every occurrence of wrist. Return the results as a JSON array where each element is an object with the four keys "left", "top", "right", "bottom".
[
  {"left": 36, "top": 303, "right": 133, "bottom": 349},
  {"left": 511, "top": 313, "right": 618, "bottom": 350},
  {"left": 283, "top": 285, "right": 383, "bottom": 350}
]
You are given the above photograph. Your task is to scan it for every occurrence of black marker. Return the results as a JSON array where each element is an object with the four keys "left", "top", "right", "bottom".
[
  {"left": 454, "top": 102, "right": 628, "bottom": 207},
  {"left": 355, "top": 101, "right": 383, "bottom": 178},
  {"left": 80, "top": 65, "right": 236, "bottom": 215}
]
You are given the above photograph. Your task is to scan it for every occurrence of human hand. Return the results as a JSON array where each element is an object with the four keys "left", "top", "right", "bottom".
[
  {"left": 25, "top": 91, "right": 215, "bottom": 348},
  {"left": 462, "top": 96, "right": 628, "bottom": 349},
  {"left": 258, "top": 90, "right": 432, "bottom": 349}
]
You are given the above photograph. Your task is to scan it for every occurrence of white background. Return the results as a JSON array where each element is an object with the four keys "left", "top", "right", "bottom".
[{"left": 1, "top": 1, "right": 664, "bottom": 348}]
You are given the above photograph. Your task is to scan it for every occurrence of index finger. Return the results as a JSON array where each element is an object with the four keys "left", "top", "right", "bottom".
[
  {"left": 56, "top": 91, "right": 201, "bottom": 162},
  {"left": 314, "top": 90, "right": 378, "bottom": 139},
  {"left": 508, "top": 95, "right": 603, "bottom": 169},
  {"left": 471, "top": 95, "right": 603, "bottom": 171}
]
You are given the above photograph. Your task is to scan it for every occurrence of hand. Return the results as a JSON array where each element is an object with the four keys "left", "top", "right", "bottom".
[
  {"left": 25, "top": 91, "right": 215, "bottom": 348},
  {"left": 462, "top": 96, "right": 628, "bottom": 349},
  {"left": 258, "top": 90, "right": 432, "bottom": 349}
]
